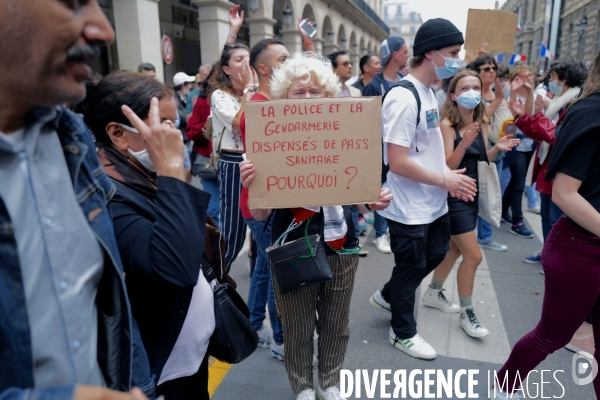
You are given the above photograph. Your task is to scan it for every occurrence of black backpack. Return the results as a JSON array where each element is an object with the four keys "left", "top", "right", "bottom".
[{"left": 380, "top": 80, "right": 424, "bottom": 184}]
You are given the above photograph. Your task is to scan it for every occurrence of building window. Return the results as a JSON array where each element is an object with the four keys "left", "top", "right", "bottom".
[{"left": 410, "top": 26, "right": 415, "bottom": 34}]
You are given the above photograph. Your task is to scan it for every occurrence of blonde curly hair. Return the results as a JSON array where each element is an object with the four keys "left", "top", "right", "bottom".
[{"left": 270, "top": 52, "right": 341, "bottom": 99}]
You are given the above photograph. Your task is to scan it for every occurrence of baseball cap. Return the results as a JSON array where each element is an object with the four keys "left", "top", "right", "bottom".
[
  {"left": 173, "top": 72, "right": 195, "bottom": 86},
  {"left": 380, "top": 37, "right": 406, "bottom": 67}
]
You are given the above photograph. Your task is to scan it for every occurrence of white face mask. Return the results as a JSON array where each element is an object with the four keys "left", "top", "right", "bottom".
[{"left": 120, "top": 123, "right": 156, "bottom": 172}]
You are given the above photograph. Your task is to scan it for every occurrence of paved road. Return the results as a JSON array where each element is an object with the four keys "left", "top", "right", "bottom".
[{"left": 209, "top": 206, "right": 595, "bottom": 399}]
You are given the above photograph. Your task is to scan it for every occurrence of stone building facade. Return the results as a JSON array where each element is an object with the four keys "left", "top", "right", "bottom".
[
  {"left": 500, "top": 0, "right": 600, "bottom": 67},
  {"left": 96, "top": 0, "right": 388, "bottom": 83},
  {"left": 383, "top": 1, "right": 422, "bottom": 56}
]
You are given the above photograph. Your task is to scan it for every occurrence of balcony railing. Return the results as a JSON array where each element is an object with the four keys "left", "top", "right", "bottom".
[{"left": 347, "top": 0, "right": 390, "bottom": 35}]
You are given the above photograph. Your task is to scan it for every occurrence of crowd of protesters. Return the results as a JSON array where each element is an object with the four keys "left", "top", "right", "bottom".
[{"left": 1, "top": 1, "right": 599, "bottom": 400}]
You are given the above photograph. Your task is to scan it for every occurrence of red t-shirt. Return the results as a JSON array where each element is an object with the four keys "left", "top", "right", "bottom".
[{"left": 239, "top": 93, "right": 269, "bottom": 219}]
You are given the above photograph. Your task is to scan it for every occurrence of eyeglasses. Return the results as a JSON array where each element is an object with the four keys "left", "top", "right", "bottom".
[
  {"left": 342, "top": 61, "right": 353, "bottom": 67},
  {"left": 480, "top": 66, "right": 497, "bottom": 72}
]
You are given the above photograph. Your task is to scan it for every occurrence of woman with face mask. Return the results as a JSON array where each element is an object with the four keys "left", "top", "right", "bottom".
[
  {"left": 83, "top": 71, "right": 215, "bottom": 400},
  {"left": 423, "top": 71, "right": 519, "bottom": 338}
]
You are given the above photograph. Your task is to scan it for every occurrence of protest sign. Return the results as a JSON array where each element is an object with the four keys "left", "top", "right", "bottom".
[
  {"left": 245, "top": 97, "right": 382, "bottom": 209},
  {"left": 464, "top": 9, "right": 518, "bottom": 53}
]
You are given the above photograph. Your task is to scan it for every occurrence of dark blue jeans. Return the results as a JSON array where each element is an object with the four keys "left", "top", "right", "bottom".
[
  {"left": 540, "top": 192, "right": 563, "bottom": 242},
  {"left": 374, "top": 211, "right": 389, "bottom": 237},
  {"left": 502, "top": 150, "right": 533, "bottom": 225},
  {"left": 201, "top": 176, "right": 220, "bottom": 229},
  {"left": 244, "top": 217, "right": 283, "bottom": 345}
]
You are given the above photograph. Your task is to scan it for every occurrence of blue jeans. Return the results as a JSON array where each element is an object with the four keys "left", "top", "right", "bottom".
[
  {"left": 540, "top": 192, "right": 563, "bottom": 242},
  {"left": 349, "top": 206, "right": 360, "bottom": 237},
  {"left": 201, "top": 177, "right": 220, "bottom": 229},
  {"left": 244, "top": 217, "right": 284, "bottom": 345},
  {"left": 374, "top": 210, "right": 389, "bottom": 237},
  {"left": 477, "top": 160, "right": 503, "bottom": 244},
  {"left": 525, "top": 182, "right": 540, "bottom": 209}
]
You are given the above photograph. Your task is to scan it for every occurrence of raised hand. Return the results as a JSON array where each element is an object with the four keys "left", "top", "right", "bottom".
[
  {"left": 508, "top": 98, "right": 525, "bottom": 117},
  {"left": 495, "top": 134, "right": 520, "bottom": 152},
  {"left": 494, "top": 78, "right": 504, "bottom": 100},
  {"left": 228, "top": 5, "right": 244, "bottom": 35},
  {"left": 460, "top": 122, "right": 479, "bottom": 148},
  {"left": 534, "top": 94, "right": 544, "bottom": 114},
  {"left": 478, "top": 42, "right": 489, "bottom": 57},
  {"left": 121, "top": 98, "right": 185, "bottom": 181}
]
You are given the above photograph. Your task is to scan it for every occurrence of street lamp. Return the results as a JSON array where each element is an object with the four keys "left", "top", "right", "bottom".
[
  {"left": 327, "top": 30, "right": 334, "bottom": 43},
  {"left": 576, "top": 16, "right": 588, "bottom": 39},
  {"left": 283, "top": 6, "right": 293, "bottom": 27},
  {"left": 248, "top": 0, "right": 259, "bottom": 12},
  {"left": 341, "top": 37, "right": 347, "bottom": 48}
]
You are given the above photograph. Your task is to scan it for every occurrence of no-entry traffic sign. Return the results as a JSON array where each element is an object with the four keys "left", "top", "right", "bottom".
[{"left": 162, "top": 35, "right": 173, "bottom": 65}]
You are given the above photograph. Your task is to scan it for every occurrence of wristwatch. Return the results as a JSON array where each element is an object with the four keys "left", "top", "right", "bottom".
[{"left": 243, "top": 87, "right": 254, "bottom": 95}]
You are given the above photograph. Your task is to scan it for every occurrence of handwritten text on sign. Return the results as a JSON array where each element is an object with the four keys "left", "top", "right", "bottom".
[
  {"left": 246, "top": 97, "right": 382, "bottom": 209},
  {"left": 464, "top": 9, "right": 519, "bottom": 53}
]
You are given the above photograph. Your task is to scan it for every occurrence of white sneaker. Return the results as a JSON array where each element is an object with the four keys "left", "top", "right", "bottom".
[
  {"left": 256, "top": 324, "right": 272, "bottom": 348},
  {"left": 297, "top": 389, "right": 315, "bottom": 400},
  {"left": 389, "top": 328, "right": 436, "bottom": 360},
  {"left": 489, "top": 387, "right": 524, "bottom": 399},
  {"left": 422, "top": 287, "right": 460, "bottom": 313},
  {"left": 528, "top": 205, "right": 541, "bottom": 214},
  {"left": 372, "top": 235, "right": 392, "bottom": 254},
  {"left": 369, "top": 290, "right": 391, "bottom": 313},
  {"left": 459, "top": 308, "right": 490, "bottom": 338},
  {"left": 270, "top": 341, "right": 284, "bottom": 361},
  {"left": 318, "top": 386, "right": 346, "bottom": 400}
]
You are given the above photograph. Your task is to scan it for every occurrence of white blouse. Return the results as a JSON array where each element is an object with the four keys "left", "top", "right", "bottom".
[{"left": 210, "top": 89, "right": 244, "bottom": 152}]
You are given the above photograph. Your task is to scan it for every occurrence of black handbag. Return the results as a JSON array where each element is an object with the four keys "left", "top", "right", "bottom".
[
  {"left": 267, "top": 215, "right": 333, "bottom": 294},
  {"left": 190, "top": 151, "right": 217, "bottom": 179},
  {"left": 201, "top": 260, "right": 258, "bottom": 364}
]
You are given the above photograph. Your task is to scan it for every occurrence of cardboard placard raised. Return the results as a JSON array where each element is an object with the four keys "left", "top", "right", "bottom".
[
  {"left": 246, "top": 97, "right": 382, "bottom": 209},
  {"left": 464, "top": 9, "right": 518, "bottom": 53}
]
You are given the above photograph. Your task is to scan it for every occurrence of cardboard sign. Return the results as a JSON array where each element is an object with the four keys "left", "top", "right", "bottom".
[
  {"left": 464, "top": 9, "right": 518, "bottom": 53},
  {"left": 246, "top": 97, "right": 382, "bottom": 209}
]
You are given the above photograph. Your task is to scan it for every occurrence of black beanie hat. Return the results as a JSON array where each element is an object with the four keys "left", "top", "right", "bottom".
[{"left": 413, "top": 18, "right": 464, "bottom": 56}]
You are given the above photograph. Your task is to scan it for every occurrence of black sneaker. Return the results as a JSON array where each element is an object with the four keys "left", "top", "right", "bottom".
[
  {"left": 510, "top": 222, "right": 534, "bottom": 238},
  {"left": 501, "top": 213, "right": 512, "bottom": 224}
]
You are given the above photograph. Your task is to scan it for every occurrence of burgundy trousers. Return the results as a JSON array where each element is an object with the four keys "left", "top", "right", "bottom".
[{"left": 496, "top": 215, "right": 600, "bottom": 396}]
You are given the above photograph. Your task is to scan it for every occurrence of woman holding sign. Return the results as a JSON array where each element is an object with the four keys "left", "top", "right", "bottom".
[
  {"left": 240, "top": 53, "right": 392, "bottom": 400},
  {"left": 424, "top": 71, "right": 518, "bottom": 338}
]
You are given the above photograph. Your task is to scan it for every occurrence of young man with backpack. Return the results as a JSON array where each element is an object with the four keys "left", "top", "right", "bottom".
[{"left": 369, "top": 18, "right": 477, "bottom": 360}]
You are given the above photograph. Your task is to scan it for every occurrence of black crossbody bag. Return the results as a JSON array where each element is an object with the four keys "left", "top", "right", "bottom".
[{"left": 266, "top": 213, "right": 333, "bottom": 294}]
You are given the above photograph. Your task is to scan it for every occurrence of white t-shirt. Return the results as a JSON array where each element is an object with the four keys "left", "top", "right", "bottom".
[
  {"left": 378, "top": 74, "right": 448, "bottom": 225},
  {"left": 210, "top": 89, "right": 243, "bottom": 152}
]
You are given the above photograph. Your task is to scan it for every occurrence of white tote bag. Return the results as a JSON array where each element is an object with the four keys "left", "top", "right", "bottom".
[{"left": 477, "top": 138, "right": 502, "bottom": 228}]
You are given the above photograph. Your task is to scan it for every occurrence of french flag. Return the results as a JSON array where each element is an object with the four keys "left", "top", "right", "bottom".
[
  {"left": 516, "top": 22, "right": 522, "bottom": 32},
  {"left": 495, "top": 53, "right": 505, "bottom": 63},
  {"left": 509, "top": 54, "right": 527, "bottom": 65},
  {"left": 540, "top": 44, "right": 555, "bottom": 59}
]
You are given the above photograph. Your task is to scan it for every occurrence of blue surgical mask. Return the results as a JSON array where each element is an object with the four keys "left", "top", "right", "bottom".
[
  {"left": 548, "top": 79, "right": 564, "bottom": 95},
  {"left": 456, "top": 90, "right": 482, "bottom": 110},
  {"left": 432, "top": 51, "right": 462, "bottom": 79}
]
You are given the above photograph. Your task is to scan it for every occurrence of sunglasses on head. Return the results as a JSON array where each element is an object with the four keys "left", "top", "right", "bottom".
[{"left": 480, "top": 66, "right": 497, "bottom": 72}]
